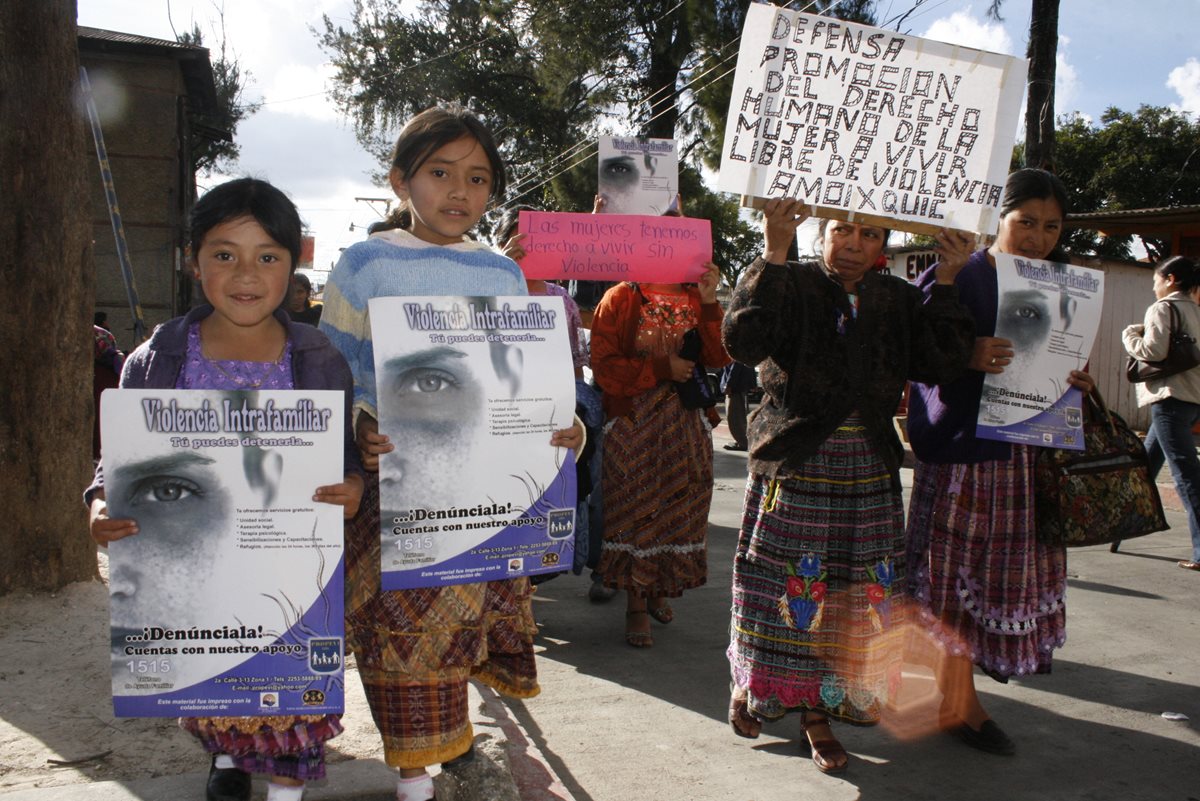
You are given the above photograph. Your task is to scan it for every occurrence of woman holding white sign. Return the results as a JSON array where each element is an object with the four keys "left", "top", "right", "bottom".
[
  {"left": 722, "top": 199, "right": 974, "bottom": 774},
  {"left": 906, "top": 168, "right": 1096, "bottom": 756}
]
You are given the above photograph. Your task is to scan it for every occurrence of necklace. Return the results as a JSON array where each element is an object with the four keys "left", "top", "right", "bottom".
[{"left": 201, "top": 340, "right": 287, "bottom": 389}]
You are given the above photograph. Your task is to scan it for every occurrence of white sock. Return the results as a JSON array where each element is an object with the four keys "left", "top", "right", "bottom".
[
  {"left": 266, "top": 781, "right": 305, "bottom": 801},
  {"left": 213, "top": 754, "right": 237, "bottom": 770},
  {"left": 396, "top": 773, "right": 435, "bottom": 801}
]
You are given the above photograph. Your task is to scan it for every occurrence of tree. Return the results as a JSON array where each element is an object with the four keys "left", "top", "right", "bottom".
[
  {"left": 0, "top": 0, "right": 99, "bottom": 594},
  {"left": 989, "top": 0, "right": 1060, "bottom": 171},
  {"left": 318, "top": 0, "right": 761, "bottom": 284},
  {"left": 176, "top": 20, "right": 261, "bottom": 173},
  {"left": 1052, "top": 106, "right": 1200, "bottom": 260}
]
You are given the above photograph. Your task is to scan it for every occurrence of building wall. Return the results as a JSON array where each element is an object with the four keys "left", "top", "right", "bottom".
[
  {"left": 82, "top": 50, "right": 192, "bottom": 353},
  {"left": 884, "top": 248, "right": 1157, "bottom": 431}
]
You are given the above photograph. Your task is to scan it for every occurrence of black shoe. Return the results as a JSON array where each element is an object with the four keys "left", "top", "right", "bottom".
[
  {"left": 588, "top": 580, "right": 617, "bottom": 603},
  {"left": 948, "top": 719, "right": 1015, "bottom": 756},
  {"left": 207, "top": 758, "right": 251, "bottom": 801},
  {"left": 722, "top": 442, "right": 747, "bottom": 451}
]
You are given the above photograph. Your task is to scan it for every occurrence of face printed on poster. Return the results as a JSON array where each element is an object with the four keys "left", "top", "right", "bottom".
[
  {"left": 370, "top": 296, "right": 577, "bottom": 589},
  {"left": 598, "top": 136, "right": 678, "bottom": 216},
  {"left": 101, "top": 389, "right": 345, "bottom": 717}
]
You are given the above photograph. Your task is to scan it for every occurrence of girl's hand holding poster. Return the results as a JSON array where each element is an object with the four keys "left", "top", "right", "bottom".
[
  {"left": 370, "top": 296, "right": 577, "bottom": 590},
  {"left": 976, "top": 255, "right": 1105, "bottom": 449},
  {"left": 101, "top": 389, "right": 345, "bottom": 717}
]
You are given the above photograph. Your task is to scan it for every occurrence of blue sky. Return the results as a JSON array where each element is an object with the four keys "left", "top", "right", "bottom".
[{"left": 77, "top": 0, "right": 1200, "bottom": 273}]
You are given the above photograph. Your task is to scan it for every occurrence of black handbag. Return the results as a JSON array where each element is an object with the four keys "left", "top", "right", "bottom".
[
  {"left": 674, "top": 328, "right": 720, "bottom": 409},
  {"left": 1033, "top": 388, "right": 1169, "bottom": 548},
  {"left": 1125, "top": 301, "right": 1200, "bottom": 383}
]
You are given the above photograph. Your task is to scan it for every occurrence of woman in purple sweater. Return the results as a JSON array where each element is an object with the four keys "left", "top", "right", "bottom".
[{"left": 905, "top": 168, "right": 1095, "bottom": 756}]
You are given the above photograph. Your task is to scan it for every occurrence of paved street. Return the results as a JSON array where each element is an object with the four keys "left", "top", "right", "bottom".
[
  {"left": 2, "top": 424, "right": 1197, "bottom": 801},
  {"left": 515, "top": 428, "right": 1200, "bottom": 801}
]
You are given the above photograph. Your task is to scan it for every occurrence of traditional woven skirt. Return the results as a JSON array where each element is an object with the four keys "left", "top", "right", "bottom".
[
  {"left": 180, "top": 714, "right": 342, "bottom": 780},
  {"left": 728, "top": 418, "right": 908, "bottom": 725},
  {"left": 904, "top": 445, "right": 1067, "bottom": 678},
  {"left": 344, "top": 475, "right": 539, "bottom": 769},
  {"left": 596, "top": 383, "right": 710, "bottom": 597}
]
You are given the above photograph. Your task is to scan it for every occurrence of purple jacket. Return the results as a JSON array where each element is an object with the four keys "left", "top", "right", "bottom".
[
  {"left": 906, "top": 248, "right": 1012, "bottom": 464},
  {"left": 85, "top": 305, "right": 363, "bottom": 504}
]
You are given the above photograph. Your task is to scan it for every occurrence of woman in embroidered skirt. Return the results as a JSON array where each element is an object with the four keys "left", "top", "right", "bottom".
[
  {"left": 590, "top": 217, "right": 728, "bottom": 648},
  {"left": 905, "top": 168, "right": 1096, "bottom": 756},
  {"left": 722, "top": 198, "right": 974, "bottom": 773}
]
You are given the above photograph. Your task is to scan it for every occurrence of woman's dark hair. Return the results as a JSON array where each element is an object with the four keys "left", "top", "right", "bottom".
[
  {"left": 494, "top": 204, "right": 539, "bottom": 246},
  {"left": 189, "top": 178, "right": 303, "bottom": 272},
  {"left": 1156, "top": 255, "right": 1200, "bottom": 293},
  {"left": 385, "top": 106, "right": 507, "bottom": 232},
  {"left": 1000, "top": 168, "right": 1070, "bottom": 218}
]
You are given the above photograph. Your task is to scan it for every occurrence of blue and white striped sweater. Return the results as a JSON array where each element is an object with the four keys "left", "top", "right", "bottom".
[{"left": 319, "top": 228, "right": 527, "bottom": 418}]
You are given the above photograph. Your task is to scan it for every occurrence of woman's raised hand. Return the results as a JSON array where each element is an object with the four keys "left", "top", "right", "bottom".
[
  {"left": 762, "top": 198, "right": 809, "bottom": 264},
  {"left": 932, "top": 228, "right": 976, "bottom": 284},
  {"left": 502, "top": 231, "right": 527, "bottom": 262}
]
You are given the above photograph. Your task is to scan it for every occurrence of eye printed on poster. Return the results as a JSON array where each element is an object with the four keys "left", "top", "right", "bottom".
[
  {"left": 514, "top": 210, "right": 713, "bottom": 283},
  {"left": 598, "top": 136, "right": 679, "bottom": 215},
  {"left": 100, "top": 389, "right": 346, "bottom": 718},
  {"left": 975, "top": 254, "right": 1105, "bottom": 450},
  {"left": 717, "top": 4, "right": 1026, "bottom": 236},
  {"left": 370, "top": 296, "right": 577, "bottom": 589}
]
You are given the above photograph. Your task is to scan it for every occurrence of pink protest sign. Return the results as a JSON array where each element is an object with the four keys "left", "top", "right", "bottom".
[{"left": 516, "top": 211, "right": 712, "bottom": 283}]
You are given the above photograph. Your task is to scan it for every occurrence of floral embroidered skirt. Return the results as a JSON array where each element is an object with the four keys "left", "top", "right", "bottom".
[
  {"left": 344, "top": 475, "right": 540, "bottom": 769},
  {"left": 597, "top": 383, "right": 710, "bottom": 597},
  {"left": 904, "top": 446, "right": 1067, "bottom": 679},
  {"left": 728, "top": 419, "right": 908, "bottom": 725},
  {"left": 180, "top": 714, "right": 342, "bottom": 780}
]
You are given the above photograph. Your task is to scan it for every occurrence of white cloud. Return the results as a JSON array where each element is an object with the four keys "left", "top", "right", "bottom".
[
  {"left": 262, "top": 63, "right": 342, "bottom": 122},
  {"left": 1055, "top": 35, "right": 1079, "bottom": 113},
  {"left": 922, "top": 10, "right": 1015, "bottom": 56},
  {"left": 1167, "top": 58, "right": 1200, "bottom": 116}
]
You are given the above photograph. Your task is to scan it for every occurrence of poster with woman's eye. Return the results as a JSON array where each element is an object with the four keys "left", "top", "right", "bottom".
[
  {"left": 975, "top": 254, "right": 1105, "bottom": 450},
  {"left": 369, "top": 296, "right": 577, "bottom": 590},
  {"left": 100, "top": 389, "right": 345, "bottom": 717},
  {"left": 598, "top": 136, "right": 678, "bottom": 215}
]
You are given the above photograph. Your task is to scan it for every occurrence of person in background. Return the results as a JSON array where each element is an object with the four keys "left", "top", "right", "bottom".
[
  {"left": 589, "top": 195, "right": 729, "bottom": 647},
  {"left": 495, "top": 206, "right": 600, "bottom": 582},
  {"left": 92, "top": 319, "right": 125, "bottom": 461},
  {"left": 287, "top": 273, "right": 322, "bottom": 326},
  {"left": 1122, "top": 255, "right": 1200, "bottom": 572},
  {"left": 719, "top": 361, "right": 756, "bottom": 451}
]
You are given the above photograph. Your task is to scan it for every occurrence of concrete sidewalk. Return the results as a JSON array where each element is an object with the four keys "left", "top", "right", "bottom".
[
  {"left": 3, "top": 422, "right": 1196, "bottom": 801},
  {"left": 0, "top": 678, "right": 576, "bottom": 801}
]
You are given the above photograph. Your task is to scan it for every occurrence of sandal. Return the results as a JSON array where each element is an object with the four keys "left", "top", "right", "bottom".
[
  {"left": 624, "top": 611, "right": 653, "bottom": 648},
  {"left": 647, "top": 599, "right": 674, "bottom": 624},
  {"left": 728, "top": 694, "right": 762, "bottom": 739},
  {"left": 800, "top": 713, "right": 849, "bottom": 774}
]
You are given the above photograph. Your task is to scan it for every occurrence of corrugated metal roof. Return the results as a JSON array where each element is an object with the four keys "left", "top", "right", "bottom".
[
  {"left": 77, "top": 25, "right": 204, "bottom": 52},
  {"left": 1066, "top": 205, "right": 1200, "bottom": 235}
]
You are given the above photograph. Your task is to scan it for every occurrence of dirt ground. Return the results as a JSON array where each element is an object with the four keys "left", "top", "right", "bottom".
[{"left": 0, "top": 550, "right": 385, "bottom": 795}]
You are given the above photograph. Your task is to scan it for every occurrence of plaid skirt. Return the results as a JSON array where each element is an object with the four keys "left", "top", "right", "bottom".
[
  {"left": 344, "top": 475, "right": 539, "bottom": 769},
  {"left": 728, "top": 419, "right": 908, "bottom": 725},
  {"left": 904, "top": 446, "right": 1067, "bottom": 678},
  {"left": 596, "top": 383, "right": 710, "bottom": 597},
  {"left": 180, "top": 714, "right": 341, "bottom": 780}
]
